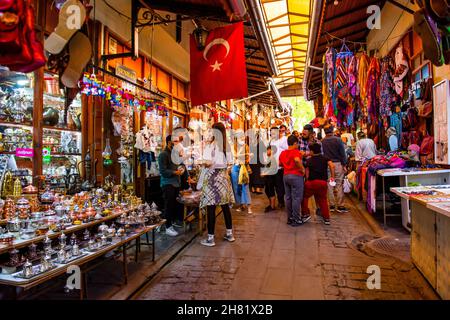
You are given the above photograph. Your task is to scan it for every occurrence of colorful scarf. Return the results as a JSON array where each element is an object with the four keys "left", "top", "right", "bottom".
[{"left": 379, "top": 56, "right": 394, "bottom": 119}]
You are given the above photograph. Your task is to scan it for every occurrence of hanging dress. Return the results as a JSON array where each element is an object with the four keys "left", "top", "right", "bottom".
[{"left": 366, "top": 57, "right": 380, "bottom": 125}]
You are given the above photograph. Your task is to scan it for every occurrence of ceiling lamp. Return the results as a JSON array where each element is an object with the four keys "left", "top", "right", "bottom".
[{"left": 192, "top": 25, "right": 209, "bottom": 50}]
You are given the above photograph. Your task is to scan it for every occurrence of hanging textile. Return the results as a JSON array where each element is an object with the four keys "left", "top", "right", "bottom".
[
  {"left": 358, "top": 52, "right": 370, "bottom": 102},
  {"left": 323, "top": 47, "right": 337, "bottom": 118},
  {"left": 366, "top": 57, "right": 380, "bottom": 124},
  {"left": 379, "top": 56, "right": 395, "bottom": 121},
  {"left": 346, "top": 55, "right": 358, "bottom": 126},
  {"left": 334, "top": 43, "right": 354, "bottom": 127},
  {"left": 393, "top": 45, "right": 410, "bottom": 97}
]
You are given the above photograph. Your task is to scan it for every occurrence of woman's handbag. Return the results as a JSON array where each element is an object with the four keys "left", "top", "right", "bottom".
[
  {"left": 196, "top": 167, "right": 207, "bottom": 191},
  {"left": 238, "top": 165, "right": 249, "bottom": 185}
]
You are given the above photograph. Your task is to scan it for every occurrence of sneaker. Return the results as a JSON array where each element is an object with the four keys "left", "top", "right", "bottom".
[
  {"left": 287, "top": 218, "right": 294, "bottom": 225},
  {"left": 165, "top": 226, "right": 179, "bottom": 237},
  {"left": 290, "top": 220, "right": 303, "bottom": 227},
  {"left": 336, "top": 206, "right": 349, "bottom": 213},
  {"left": 323, "top": 219, "right": 331, "bottom": 225},
  {"left": 172, "top": 221, "right": 183, "bottom": 228},
  {"left": 235, "top": 207, "right": 242, "bottom": 212},
  {"left": 329, "top": 205, "right": 336, "bottom": 212},
  {"left": 302, "top": 215, "right": 312, "bottom": 223},
  {"left": 264, "top": 205, "right": 275, "bottom": 213},
  {"left": 200, "top": 238, "right": 216, "bottom": 247},
  {"left": 224, "top": 234, "right": 236, "bottom": 242},
  {"left": 247, "top": 207, "right": 253, "bottom": 214}
]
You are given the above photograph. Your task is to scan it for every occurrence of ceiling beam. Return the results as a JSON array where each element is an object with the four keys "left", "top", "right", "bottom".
[
  {"left": 142, "top": 0, "right": 224, "bottom": 17},
  {"left": 273, "top": 41, "right": 308, "bottom": 47},
  {"left": 324, "top": 1, "right": 383, "bottom": 24},
  {"left": 324, "top": 17, "right": 370, "bottom": 35},
  {"left": 288, "top": 12, "right": 310, "bottom": 19},
  {"left": 269, "top": 21, "right": 309, "bottom": 28},
  {"left": 272, "top": 33, "right": 291, "bottom": 43},
  {"left": 247, "top": 68, "right": 271, "bottom": 76},
  {"left": 267, "top": 12, "right": 288, "bottom": 24},
  {"left": 276, "top": 55, "right": 306, "bottom": 60}
]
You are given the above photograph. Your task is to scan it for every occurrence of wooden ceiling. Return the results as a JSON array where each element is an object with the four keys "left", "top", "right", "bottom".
[
  {"left": 306, "top": 0, "right": 386, "bottom": 100},
  {"left": 142, "top": 0, "right": 277, "bottom": 106}
]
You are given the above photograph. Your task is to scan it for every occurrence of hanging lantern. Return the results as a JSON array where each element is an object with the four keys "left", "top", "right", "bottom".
[{"left": 193, "top": 25, "right": 209, "bottom": 50}]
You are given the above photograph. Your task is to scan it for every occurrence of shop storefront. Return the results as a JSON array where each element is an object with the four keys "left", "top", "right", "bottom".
[{"left": 302, "top": 0, "right": 450, "bottom": 299}]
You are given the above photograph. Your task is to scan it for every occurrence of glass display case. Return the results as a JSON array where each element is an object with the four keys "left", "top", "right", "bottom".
[
  {"left": 42, "top": 72, "right": 83, "bottom": 189},
  {"left": 0, "top": 67, "right": 34, "bottom": 191}
]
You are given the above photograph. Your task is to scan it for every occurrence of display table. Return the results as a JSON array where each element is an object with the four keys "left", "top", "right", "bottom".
[
  {"left": 409, "top": 194, "right": 450, "bottom": 300},
  {"left": 177, "top": 191, "right": 205, "bottom": 235},
  {"left": 390, "top": 184, "right": 450, "bottom": 232},
  {"left": 0, "top": 220, "right": 165, "bottom": 299},
  {"left": 377, "top": 168, "right": 450, "bottom": 228}
]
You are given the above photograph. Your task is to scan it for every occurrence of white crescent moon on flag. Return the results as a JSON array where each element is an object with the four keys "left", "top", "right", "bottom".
[{"left": 203, "top": 38, "right": 230, "bottom": 61}]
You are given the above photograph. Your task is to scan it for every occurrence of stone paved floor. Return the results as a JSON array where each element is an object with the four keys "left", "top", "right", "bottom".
[{"left": 134, "top": 194, "right": 439, "bottom": 300}]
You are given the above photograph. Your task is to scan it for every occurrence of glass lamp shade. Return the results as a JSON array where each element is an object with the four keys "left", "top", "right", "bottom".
[{"left": 193, "top": 26, "right": 209, "bottom": 50}]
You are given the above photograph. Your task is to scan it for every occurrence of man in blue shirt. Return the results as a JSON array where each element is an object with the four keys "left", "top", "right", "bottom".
[{"left": 158, "top": 135, "right": 183, "bottom": 237}]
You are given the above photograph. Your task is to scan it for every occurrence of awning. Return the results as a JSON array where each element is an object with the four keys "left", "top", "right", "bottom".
[{"left": 259, "top": 0, "right": 312, "bottom": 88}]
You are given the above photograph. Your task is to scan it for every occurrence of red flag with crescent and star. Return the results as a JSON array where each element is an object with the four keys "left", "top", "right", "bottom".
[{"left": 190, "top": 22, "right": 248, "bottom": 106}]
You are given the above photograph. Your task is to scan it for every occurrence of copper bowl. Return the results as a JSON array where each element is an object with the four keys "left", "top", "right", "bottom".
[{"left": 23, "top": 184, "right": 38, "bottom": 194}]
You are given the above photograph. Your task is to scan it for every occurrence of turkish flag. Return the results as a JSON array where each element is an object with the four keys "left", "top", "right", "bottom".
[{"left": 190, "top": 22, "right": 248, "bottom": 106}]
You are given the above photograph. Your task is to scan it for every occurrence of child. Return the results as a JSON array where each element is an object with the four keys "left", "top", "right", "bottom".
[
  {"left": 261, "top": 146, "right": 278, "bottom": 212},
  {"left": 302, "top": 143, "right": 335, "bottom": 225}
]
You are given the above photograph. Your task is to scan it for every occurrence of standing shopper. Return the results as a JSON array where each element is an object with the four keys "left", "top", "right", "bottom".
[
  {"left": 249, "top": 132, "right": 264, "bottom": 194},
  {"left": 302, "top": 143, "right": 335, "bottom": 225},
  {"left": 200, "top": 122, "right": 235, "bottom": 247},
  {"left": 270, "top": 125, "right": 288, "bottom": 208},
  {"left": 355, "top": 131, "right": 377, "bottom": 164},
  {"left": 279, "top": 135, "right": 305, "bottom": 226},
  {"left": 158, "top": 135, "right": 183, "bottom": 237},
  {"left": 321, "top": 125, "right": 348, "bottom": 213},
  {"left": 231, "top": 136, "right": 252, "bottom": 213},
  {"left": 261, "top": 146, "right": 278, "bottom": 212}
]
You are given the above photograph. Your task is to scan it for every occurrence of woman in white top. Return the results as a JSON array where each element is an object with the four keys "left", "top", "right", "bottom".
[{"left": 200, "top": 122, "right": 235, "bottom": 247}]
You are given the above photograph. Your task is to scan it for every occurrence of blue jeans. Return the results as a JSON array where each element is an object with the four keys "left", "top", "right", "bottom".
[
  {"left": 230, "top": 165, "right": 251, "bottom": 205},
  {"left": 283, "top": 174, "right": 304, "bottom": 222}
]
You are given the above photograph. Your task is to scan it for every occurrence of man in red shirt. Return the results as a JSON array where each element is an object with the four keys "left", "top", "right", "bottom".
[{"left": 279, "top": 135, "right": 306, "bottom": 226}]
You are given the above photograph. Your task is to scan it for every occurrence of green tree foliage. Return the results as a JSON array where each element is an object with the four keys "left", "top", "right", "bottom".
[{"left": 285, "top": 96, "right": 315, "bottom": 131}]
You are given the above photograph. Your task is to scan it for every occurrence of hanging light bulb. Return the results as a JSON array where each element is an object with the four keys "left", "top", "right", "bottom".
[
  {"left": 276, "top": 111, "right": 282, "bottom": 118},
  {"left": 334, "top": 0, "right": 339, "bottom": 5},
  {"left": 229, "top": 111, "right": 236, "bottom": 120},
  {"left": 246, "top": 114, "right": 251, "bottom": 121}
]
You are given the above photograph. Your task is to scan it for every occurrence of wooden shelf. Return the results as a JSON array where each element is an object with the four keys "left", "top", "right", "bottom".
[
  {"left": 0, "top": 208, "right": 134, "bottom": 255},
  {"left": 0, "top": 121, "right": 33, "bottom": 128},
  {"left": 42, "top": 126, "right": 81, "bottom": 133},
  {"left": 48, "top": 153, "right": 82, "bottom": 157},
  {"left": 0, "top": 152, "right": 33, "bottom": 157}
]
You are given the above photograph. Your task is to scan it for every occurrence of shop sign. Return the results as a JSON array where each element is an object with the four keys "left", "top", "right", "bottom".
[
  {"left": 109, "top": 37, "right": 117, "bottom": 54},
  {"left": 43, "top": 147, "right": 51, "bottom": 164},
  {"left": 16, "top": 148, "right": 34, "bottom": 158},
  {"left": 116, "top": 64, "right": 137, "bottom": 84}
]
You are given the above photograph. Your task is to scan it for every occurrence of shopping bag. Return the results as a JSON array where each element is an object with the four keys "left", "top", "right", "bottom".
[
  {"left": 196, "top": 167, "right": 207, "bottom": 191},
  {"left": 343, "top": 176, "right": 352, "bottom": 193},
  {"left": 238, "top": 164, "right": 249, "bottom": 185}
]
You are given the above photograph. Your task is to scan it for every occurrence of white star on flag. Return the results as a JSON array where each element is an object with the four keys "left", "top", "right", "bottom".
[{"left": 210, "top": 60, "right": 223, "bottom": 72}]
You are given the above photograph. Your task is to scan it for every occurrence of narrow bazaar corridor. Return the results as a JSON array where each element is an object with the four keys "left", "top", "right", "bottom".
[{"left": 132, "top": 194, "right": 438, "bottom": 300}]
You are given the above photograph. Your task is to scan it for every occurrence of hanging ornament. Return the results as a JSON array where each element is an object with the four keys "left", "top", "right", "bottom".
[{"left": 102, "top": 138, "right": 113, "bottom": 167}]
